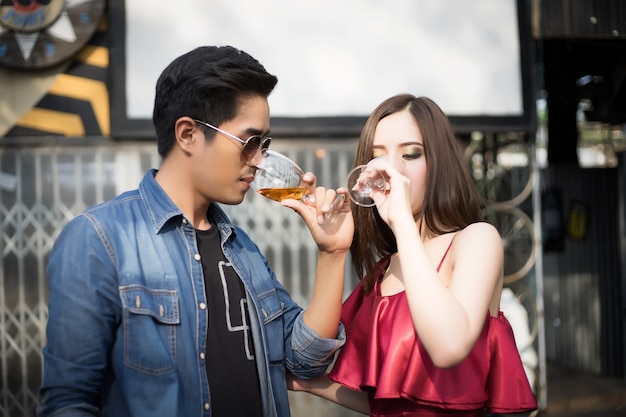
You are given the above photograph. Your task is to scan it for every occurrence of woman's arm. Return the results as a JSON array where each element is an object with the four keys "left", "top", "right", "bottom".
[
  {"left": 287, "top": 373, "right": 369, "bottom": 415},
  {"left": 376, "top": 163, "right": 503, "bottom": 368},
  {"left": 395, "top": 220, "right": 503, "bottom": 367}
]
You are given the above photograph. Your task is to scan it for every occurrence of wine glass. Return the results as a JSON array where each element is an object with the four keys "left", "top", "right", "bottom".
[
  {"left": 346, "top": 156, "right": 406, "bottom": 207},
  {"left": 251, "top": 150, "right": 343, "bottom": 226}
]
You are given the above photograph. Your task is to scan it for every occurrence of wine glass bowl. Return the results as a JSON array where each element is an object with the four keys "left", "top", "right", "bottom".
[
  {"left": 251, "top": 150, "right": 344, "bottom": 228},
  {"left": 252, "top": 150, "right": 308, "bottom": 202},
  {"left": 347, "top": 156, "right": 406, "bottom": 207}
]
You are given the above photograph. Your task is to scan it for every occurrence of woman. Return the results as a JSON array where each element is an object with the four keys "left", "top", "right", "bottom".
[{"left": 288, "top": 94, "right": 538, "bottom": 416}]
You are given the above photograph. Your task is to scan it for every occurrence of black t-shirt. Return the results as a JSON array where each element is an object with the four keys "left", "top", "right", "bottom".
[{"left": 196, "top": 226, "right": 263, "bottom": 417}]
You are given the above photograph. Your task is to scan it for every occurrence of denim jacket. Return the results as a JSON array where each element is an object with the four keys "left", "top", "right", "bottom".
[{"left": 38, "top": 169, "right": 345, "bottom": 417}]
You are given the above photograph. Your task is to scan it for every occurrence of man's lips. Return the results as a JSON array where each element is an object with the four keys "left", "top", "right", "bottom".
[{"left": 241, "top": 175, "right": 255, "bottom": 188}]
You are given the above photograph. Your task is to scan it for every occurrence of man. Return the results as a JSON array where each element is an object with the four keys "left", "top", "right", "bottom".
[{"left": 38, "top": 45, "right": 352, "bottom": 417}]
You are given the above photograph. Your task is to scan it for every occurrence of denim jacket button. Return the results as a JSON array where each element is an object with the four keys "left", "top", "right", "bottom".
[
  {"left": 194, "top": 253, "right": 201, "bottom": 261},
  {"left": 199, "top": 302, "right": 206, "bottom": 310},
  {"left": 200, "top": 352, "right": 205, "bottom": 360},
  {"left": 204, "top": 403, "right": 210, "bottom": 410}
]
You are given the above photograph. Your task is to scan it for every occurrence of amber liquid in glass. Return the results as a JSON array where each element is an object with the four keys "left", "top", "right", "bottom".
[{"left": 258, "top": 187, "right": 307, "bottom": 202}]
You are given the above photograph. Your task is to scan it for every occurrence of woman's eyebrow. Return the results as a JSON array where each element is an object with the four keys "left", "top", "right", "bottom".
[{"left": 400, "top": 141, "right": 423, "bottom": 146}]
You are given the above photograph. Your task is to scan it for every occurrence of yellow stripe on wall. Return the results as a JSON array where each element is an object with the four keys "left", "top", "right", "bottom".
[
  {"left": 19, "top": 108, "right": 85, "bottom": 136},
  {"left": 75, "top": 45, "right": 109, "bottom": 68},
  {"left": 48, "top": 74, "right": 110, "bottom": 136}
]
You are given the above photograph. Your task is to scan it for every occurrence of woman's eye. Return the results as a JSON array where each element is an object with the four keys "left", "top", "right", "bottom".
[{"left": 403, "top": 152, "right": 422, "bottom": 160}]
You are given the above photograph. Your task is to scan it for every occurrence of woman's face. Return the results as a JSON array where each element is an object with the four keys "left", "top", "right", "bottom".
[{"left": 371, "top": 109, "right": 428, "bottom": 216}]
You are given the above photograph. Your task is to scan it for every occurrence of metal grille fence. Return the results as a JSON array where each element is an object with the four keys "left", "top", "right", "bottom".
[{"left": 0, "top": 139, "right": 359, "bottom": 417}]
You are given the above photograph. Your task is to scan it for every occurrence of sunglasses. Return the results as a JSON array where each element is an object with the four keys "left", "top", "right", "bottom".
[{"left": 194, "top": 119, "right": 271, "bottom": 164}]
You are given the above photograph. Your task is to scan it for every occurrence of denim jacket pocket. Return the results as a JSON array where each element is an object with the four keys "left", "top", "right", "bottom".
[{"left": 120, "top": 285, "right": 180, "bottom": 375}]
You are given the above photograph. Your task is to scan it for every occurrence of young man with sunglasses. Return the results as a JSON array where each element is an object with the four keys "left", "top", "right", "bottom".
[{"left": 38, "top": 45, "right": 353, "bottom": 417}]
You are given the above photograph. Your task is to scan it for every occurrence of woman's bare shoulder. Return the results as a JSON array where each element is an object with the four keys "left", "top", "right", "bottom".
[{"left": 455, "top": 221, "right": 502, "bottom": 248}]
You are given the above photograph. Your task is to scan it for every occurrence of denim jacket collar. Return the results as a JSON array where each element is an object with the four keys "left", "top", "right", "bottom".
[{"left": 139, "top": 169, "right": 235, "bottom": 239}]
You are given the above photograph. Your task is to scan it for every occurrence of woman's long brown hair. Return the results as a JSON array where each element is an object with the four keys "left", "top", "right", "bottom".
[{"left": 350, "top": 94, "right": 484, "bottom": 294}]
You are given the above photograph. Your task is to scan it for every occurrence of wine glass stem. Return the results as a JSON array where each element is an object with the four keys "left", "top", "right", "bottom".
[{"left": 321, "top": 194, "right": 345, "bottom": 228}]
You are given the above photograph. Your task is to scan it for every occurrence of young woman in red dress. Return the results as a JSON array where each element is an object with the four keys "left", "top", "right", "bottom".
[{"left": 288, "top": 94, "right": 538, "bottom": 417}]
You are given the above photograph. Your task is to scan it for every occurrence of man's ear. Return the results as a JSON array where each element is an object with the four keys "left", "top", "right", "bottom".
[{"left": 174, "top": 117, "right": 198, "bottom": 155}]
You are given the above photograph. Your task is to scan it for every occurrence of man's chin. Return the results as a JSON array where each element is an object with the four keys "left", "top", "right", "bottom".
[{"left": 220, "top": 194, "right": 246, "bottom": 205}]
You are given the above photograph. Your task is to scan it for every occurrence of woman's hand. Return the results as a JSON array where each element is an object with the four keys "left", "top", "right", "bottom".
[
  {"left": 286, "top": 372, "right": 370, "bottom": 415},
  {"left": 369, "top": 158, "right": 413, "bottom": 229},
  {"left": 286, "top": 372, "right": 312, "bottom": 392}
]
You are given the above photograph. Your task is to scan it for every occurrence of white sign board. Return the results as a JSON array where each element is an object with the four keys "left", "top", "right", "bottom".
[{"left": 123, "top": 0, "right": 525, "bottom": 120}]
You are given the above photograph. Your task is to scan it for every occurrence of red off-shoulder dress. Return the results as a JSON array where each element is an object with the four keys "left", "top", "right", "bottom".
[{"left": 328, "top": 254, "right": 538, "bottom": 417}]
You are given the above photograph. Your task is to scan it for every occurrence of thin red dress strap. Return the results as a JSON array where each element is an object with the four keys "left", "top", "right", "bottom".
[{"left": 436, "top": 234, "right": 456, "bottom": 272}]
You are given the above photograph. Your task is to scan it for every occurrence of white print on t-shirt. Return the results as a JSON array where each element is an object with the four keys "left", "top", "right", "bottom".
[{"left": 218, "top": 260, "right": 254, "bottom": 360}]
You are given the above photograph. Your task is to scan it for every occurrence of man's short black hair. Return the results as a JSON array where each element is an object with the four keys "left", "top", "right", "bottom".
[{"left": 152, "top": 45, "right": 278, "bottom": 157}]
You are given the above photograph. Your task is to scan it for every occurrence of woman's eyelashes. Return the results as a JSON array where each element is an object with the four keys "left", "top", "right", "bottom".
[
  {"left": 371, "top": 146, "right": 423, "bottom": 160},
  {"left": 402, "top": 151, "right": 423, "bottom": 160}
]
